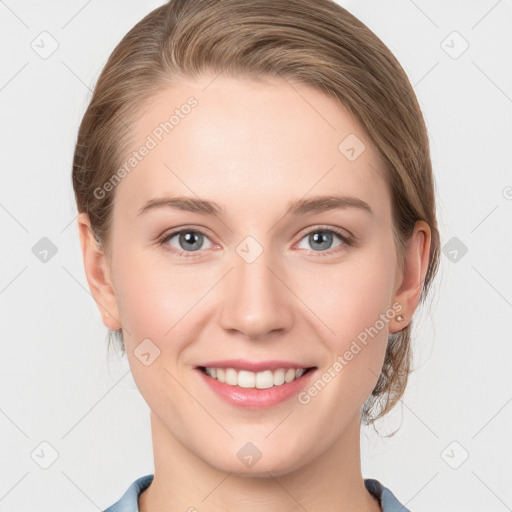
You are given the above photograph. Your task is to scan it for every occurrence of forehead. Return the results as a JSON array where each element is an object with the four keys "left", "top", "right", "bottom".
[{"left": 113, "top": 74, "right": 390, "bottom": 221}]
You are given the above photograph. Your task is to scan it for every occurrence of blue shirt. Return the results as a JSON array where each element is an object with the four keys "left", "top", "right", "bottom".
[{"left": 102, "top": 474, "right": 411, "bottom": 511}]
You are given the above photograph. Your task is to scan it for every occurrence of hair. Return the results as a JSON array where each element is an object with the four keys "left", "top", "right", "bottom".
[{"left": 72, "top": 0, "right": 440, "bottom": 427}]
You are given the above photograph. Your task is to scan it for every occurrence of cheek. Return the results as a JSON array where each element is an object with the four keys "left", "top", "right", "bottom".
[
  {"left": 295, "top": 259, "right": 394, "bottom": 422},
  {"left": 300, "top": 243, "right": 397, "bottom": 344},
  {"left": 296, "top": 242, "right": 397, "bottom": 405},
  {"left": 112, "top": 244, "right": 190, "bottom": 334},
  {"left": 112, "top": 249, "right": 204, "bottom": 410},
  {"left": 111, "top": 244, "right": 215, "bottom": 372}
]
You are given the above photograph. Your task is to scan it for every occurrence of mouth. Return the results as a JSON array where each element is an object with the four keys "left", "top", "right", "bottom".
[
  {"left": 194, "top": 359, "right": 318, "bottom": 408},
  {"left": 197, "top": 365, "right": 317, "bottom": 389}
]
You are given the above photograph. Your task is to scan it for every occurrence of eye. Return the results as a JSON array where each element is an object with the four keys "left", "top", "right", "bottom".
[
  {"left": 159, "top": 228, "right": 214, "bottom": 257},
  {"left": 296, "top": 226, "right": 353, "bottom": 255},
  {"left": 158, "top": 225, "right": 354, "bottom": 258}
]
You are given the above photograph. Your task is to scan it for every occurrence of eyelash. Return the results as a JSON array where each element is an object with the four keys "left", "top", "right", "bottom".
[{"left": 157, "top": 225, "right": 355, "bottom": 259}]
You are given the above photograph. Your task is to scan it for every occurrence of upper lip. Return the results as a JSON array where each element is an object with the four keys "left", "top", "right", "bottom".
[{"left": 196, "top": 359, "right": 316, "bottom": 372}]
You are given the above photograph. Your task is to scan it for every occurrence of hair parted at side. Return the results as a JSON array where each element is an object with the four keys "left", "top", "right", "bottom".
[{"left": 72, "top": 0, "right": 440, "bottom": 427}]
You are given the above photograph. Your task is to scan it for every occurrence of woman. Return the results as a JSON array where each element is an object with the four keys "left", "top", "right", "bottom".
[{"left": 72, "top": 0, "right": 440, "bottom": 510}]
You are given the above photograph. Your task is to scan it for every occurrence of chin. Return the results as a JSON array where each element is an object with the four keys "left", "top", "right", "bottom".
[{"left": 207, "top": 448, "right": 308, "bottom": 478}]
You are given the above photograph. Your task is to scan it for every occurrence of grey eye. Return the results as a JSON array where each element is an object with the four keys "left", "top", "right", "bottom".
[{"left": 297, "top": 230, "right": 343, "bottom": 252}]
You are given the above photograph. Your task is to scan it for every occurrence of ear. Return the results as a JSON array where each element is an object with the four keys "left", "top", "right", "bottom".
[
  {"left": 77, "top": 212, "right": 122, "bottom": 330},
  {"left": 390, "top": 220, "right": 431, "bottom": 333}
]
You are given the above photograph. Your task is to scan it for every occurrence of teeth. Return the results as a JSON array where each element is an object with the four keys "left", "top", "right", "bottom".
[
  {"left": 203, "top": 367, "right": 308, "bottom": 388},
  {"left": 225, "top": 368, "right": 238, "bottom": 386},
  {"left": 239, "top": 370, "right": 256, "bottom": 388}
]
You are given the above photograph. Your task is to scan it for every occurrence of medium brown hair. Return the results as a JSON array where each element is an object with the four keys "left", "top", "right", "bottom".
[{"left": 72, "top": 0, "right": 440, "bottom": 426}]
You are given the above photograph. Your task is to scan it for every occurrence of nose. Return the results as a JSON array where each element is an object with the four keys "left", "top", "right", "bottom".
[{"left": 218, "top": 244, "right": 294, "bottom": 340}]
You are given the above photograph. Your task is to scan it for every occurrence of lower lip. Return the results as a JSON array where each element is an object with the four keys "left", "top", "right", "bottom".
[{"left": 195, "top": 368, "right": 317, "bottom": 409}]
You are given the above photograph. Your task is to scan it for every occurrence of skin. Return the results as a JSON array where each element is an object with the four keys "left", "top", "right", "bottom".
[{"left": 78, "top": 74, "right": 431, "bottom": 512}]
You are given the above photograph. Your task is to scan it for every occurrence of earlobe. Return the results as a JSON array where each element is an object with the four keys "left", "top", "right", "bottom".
[
  {"left": 77, "top": 212, "right": 122, "bottom": 330},
  {"left": 390, "top": 220, "right": 431, "bottom": 332}
]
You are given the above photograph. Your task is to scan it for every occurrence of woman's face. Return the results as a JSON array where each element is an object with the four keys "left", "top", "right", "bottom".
[{"left": 89, "top": 74, "right": 417, "bottom": 475}]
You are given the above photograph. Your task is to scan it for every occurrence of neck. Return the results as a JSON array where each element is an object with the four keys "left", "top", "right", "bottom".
[{"left": 138, "top": 411, "right": 381, "bottom": 512}]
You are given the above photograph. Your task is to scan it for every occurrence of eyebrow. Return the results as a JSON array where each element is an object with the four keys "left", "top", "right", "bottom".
[{"left": 136, "top": 194, "right": 374, "bottom": 217}]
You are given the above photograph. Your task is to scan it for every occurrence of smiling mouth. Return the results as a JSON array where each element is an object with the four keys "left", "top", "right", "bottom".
[{"left": 197, "top": 366, "right": 317, "bottom": 389}]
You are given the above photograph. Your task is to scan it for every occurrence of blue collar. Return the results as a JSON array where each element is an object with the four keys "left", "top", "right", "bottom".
[{"left": 103, "top": 474, "right": 411, "bottom": 512}]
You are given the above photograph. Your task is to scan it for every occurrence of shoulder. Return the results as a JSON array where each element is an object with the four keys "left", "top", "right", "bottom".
[
  {"left": 364, "top": 478, "right": 412, "bottom": 512},
  {"left": 102, "top": 474, "right": 154, "bottom": 512}
]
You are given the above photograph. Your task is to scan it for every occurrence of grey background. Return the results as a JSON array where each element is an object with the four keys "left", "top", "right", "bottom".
[{"left": 1, "top": 1, "right": 511, "bottom": 511}]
